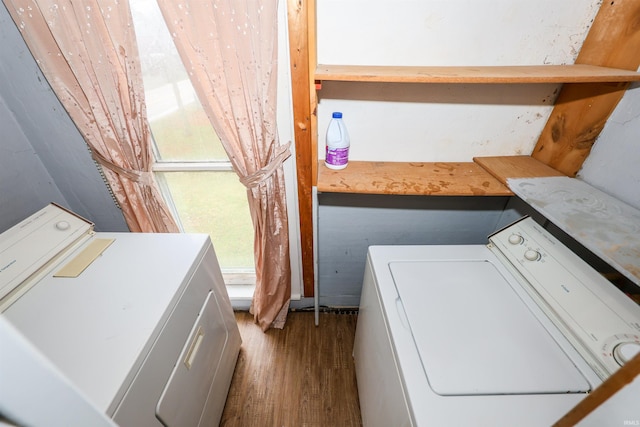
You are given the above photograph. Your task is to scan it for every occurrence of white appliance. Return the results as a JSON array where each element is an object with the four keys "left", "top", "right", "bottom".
[
  {"left": 354, "top": 216, "right": 640, "bottom": 426},
  {"left": 0, "top": 203, "right": 241, "bottom": 427}
]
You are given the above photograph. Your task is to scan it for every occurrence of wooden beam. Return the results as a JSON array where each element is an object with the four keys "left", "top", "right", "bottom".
[
  {"left": 532, "top": 0, "right": 640, "bottom": 176},
  {"left": 553, "top": 352, "right": 640, "bottom": 427},
  {"left": 307, "top": 0, "right": 318, "bottom": 186},
  {"left": 287, "top": 0, "right": 315, "bottom": 296}
]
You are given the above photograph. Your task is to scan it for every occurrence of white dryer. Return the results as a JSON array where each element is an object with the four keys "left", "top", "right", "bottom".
[
  {"left": 0, "top": 203, "right": 241, "bottom": 427},
  {"left": 354, "top": 216, "right": 640, "bottom": 426}
]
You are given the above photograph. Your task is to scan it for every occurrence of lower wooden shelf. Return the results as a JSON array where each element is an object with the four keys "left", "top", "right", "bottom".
[
  {"left": 316, "top": 160, "right": 512, "bottom": 196},
  {"left": 316, "top": 156, "right": 566, "bottom": 197},
  {"left": 473, "top": 155, "right": 565, "bottom": 185}
]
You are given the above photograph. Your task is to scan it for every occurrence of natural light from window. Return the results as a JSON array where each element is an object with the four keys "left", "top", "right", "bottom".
[{"left": 130, "top": 0, "right": 255, "bottom": 281}]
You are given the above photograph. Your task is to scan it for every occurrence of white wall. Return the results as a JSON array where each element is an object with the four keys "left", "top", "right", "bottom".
[{"left": 315, "top": 0, "right": 602, "bottom": 162}]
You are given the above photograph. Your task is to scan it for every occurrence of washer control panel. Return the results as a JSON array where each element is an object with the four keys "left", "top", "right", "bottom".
[{"left": 489, "top": 217, "right": 640, "bottom": 379}]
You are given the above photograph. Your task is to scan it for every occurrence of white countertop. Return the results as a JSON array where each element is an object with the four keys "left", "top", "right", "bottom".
[{"left": 508, "top": 176, "right": 640, "bottom": 287}]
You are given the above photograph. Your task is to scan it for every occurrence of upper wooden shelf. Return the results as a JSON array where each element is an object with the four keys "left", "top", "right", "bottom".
[
  {"left": 315, "top": 64, "right": 640, "bottom": 84},
  {"left": 317, "top": 160, "right": 512, "bottom": 196}
]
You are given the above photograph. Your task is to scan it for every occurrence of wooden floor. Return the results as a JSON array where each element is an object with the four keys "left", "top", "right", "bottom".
[{"left": 219, "top": 311, "right": 362, "bottom": 426}]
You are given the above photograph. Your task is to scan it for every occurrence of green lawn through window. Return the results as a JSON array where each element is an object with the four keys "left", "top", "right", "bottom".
[{"left": 150, "top": 103, "right": 255, "bottom": 271}]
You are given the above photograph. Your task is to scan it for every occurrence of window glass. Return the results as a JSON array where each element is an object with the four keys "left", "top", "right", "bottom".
[
  {"left": 131, "top": 0, "right": 226, "bottom": 162},
  {"left": 131, "top": 0, "right": 255, "bottom": 275},
  {"left": 157, "top": 171, "right": 255, "bottom": 270}
]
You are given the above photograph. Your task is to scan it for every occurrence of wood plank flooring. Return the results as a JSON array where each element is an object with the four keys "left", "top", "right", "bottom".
[{"left": 220, "top": 311, "right": 362, "bottom": 426}]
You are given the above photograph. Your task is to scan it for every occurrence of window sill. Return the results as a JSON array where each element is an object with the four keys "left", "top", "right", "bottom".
[{"left": 226, "top": 284, "right": 255, "bottom": 299}]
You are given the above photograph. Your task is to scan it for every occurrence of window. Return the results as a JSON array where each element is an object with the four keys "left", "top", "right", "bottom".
[{"left": 130, "top": 0, "right": 255, "bottom": 285}]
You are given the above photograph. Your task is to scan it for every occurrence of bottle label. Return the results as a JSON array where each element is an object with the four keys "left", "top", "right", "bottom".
[{"left": 326, "top": 146, "right": 349, "bottom": 166}]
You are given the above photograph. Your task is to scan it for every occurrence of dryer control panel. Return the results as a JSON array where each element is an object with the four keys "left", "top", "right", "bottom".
[
  {"left": 489, "top": 217, "right": 640, "bottom": 379},
  {"left": 0, "top": 204, "right": 94, "bottom": 311}
]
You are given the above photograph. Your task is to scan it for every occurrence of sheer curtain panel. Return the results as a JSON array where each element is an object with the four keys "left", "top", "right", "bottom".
[
  {"left": 3, "top": 0, "right": 179, "bottom": 233},
  {"left": 157, "top": 0, "right": 292, "bottom": 331}
]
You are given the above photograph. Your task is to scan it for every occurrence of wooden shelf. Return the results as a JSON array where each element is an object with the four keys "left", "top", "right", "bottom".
[
  {"left": 315, "top": 64, "right": 640, "bottom": 84},
  {"left": 473, "top": 155, "right": 565, "bottom": 185},
  {"left": 316, "top": 156, "right": 568, "bottom": 197},
  {"left": 316, "top": 160, "right": 512, "bottom": 196}
]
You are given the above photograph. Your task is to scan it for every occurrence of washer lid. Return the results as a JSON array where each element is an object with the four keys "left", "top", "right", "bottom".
[{"left": 390, "top": 260, "right": 591, "bottom": 396}]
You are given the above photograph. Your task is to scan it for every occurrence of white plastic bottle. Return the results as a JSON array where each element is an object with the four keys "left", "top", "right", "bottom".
[{"left": 325, "top": 112, "right": 350, "bottom": 170}]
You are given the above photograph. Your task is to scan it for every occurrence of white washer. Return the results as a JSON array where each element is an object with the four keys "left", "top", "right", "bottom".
[
  {"left": 354, "top": 216, "right": 640, "bottom": 426},
  {"left": 0, "top": 204, "right": 241, "bottom": 427}
]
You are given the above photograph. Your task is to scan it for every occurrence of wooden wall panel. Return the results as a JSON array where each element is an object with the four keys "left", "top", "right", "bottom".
[{"left": 533, "top": 0, "right": 640, "bottom": 176}]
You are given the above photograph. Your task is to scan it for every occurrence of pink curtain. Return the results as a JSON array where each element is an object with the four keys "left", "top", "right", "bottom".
[
  {"left": 157, "top": 0, "right": 292, "bottom": 330},
  {"left": 3, "top": 0, "right": 178, "bottom": 233}
]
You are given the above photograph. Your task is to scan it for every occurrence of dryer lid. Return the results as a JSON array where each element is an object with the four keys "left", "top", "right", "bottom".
[{"left": 390, "top": 259, "right": 591, "bottom": 396}]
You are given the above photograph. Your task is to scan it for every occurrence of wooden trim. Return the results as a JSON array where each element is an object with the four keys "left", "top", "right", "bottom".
[
  {"left": 532, "top": 0, "right": 640, "bottom": 176},
  {"left": 287, "top": 0, "right": 314, "bottom": 296},
  {"left": 553, "top": 352, "right": 640, "bottom": 427},
  {"left": 473, "top": 156, "right": 565, "bottom": 186},
  {"left": 308, "top": 0, "right": 318, "bottom": 186},
  {"left": 317, "top": 160, "right": 511, "bottom": 196},
  {"left": 315, "top": 64, "right": 640, "bottom": 84}
]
